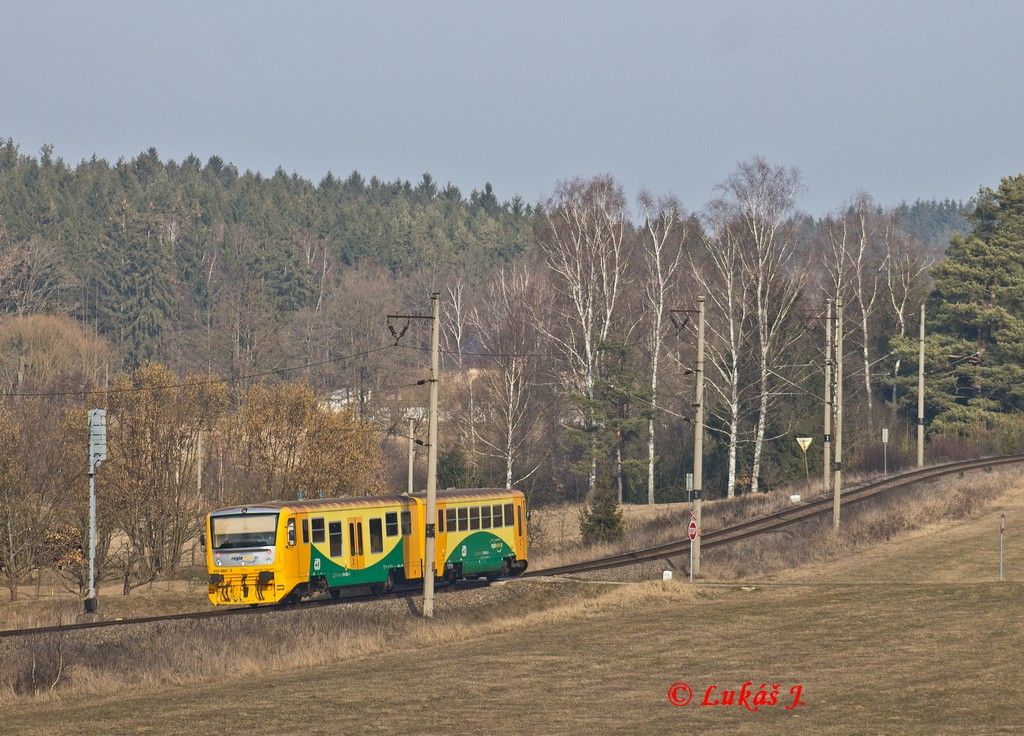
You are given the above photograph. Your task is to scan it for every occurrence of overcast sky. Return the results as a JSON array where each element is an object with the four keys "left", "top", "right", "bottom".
[{"left": 3, "top": 1, "right": 1023, "bottom": 214}]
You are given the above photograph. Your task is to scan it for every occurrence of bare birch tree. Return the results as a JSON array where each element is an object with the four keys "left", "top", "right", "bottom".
[
  {"left": 822, "top": 194, "right": 885, "bottom": 423},
  {"left": 638, "top": 192, "right": 686, "bottom": 503},
  {"left": 694, "top": 203, "right": 754, "bottom": 498},
  {"left": 471, "top": 267, "right": 542, "bottom": 488},
  {"left": 441, "top": 279, "right": 479, "bottom": 466},
  {"left": 537, "top": 176, "right": 630, "bottom": 495},
  {"left": 719, "top": 158, "right": 807, "bottom": 494},
  {"left": 881, "top": 220, "right": 932, "bottom": 404}
]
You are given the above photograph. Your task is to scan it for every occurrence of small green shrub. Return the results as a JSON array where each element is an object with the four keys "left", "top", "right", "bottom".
[{"left": 579, "top": 489, "right": 624, "bottom": 545}]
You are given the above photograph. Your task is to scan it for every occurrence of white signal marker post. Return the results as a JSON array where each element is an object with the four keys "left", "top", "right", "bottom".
[
  {"left": 423, "top": 293, "right": 441, "bottom": 619},
  {"left": 1000, "top": 514, "right": 1005, "bottom": 582},
  {"left": 86, "top": 408, "right": 107, "bottom": 614},
  {"left": 882, "top": 427, "right": 890, "bottom": 475},
  {"left": 688, "top": 512, "right": 698, "bottom": 583}
]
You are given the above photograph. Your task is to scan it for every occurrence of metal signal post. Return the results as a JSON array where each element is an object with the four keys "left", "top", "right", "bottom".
[{"left": 86, "top": 409, "right": 107, "bottom": 614}]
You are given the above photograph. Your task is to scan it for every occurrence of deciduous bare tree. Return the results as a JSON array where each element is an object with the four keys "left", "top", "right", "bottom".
[
  {"left": 695, "top": 203, "right": 754, "bottom": 498},
  {"left": 719, "top": 158, "right": 807, "bottom": 494},
  {"left": 823, "top": 194, "right": 883, "bottom": 422},
  {"left": 107, "top": 364, "right": 228, "bottom": 592},
  {"left": 881, "top": 219, "right": 932, "bottom": 404},
  {"left": 0, "top": 237, "right": 68, "bottom": 315},
  {"left": 638, "top": 192, "right": 686, "bottom": 503},
  {"left": 471, "top": 266, "right": 544, "bottom": 489},
  {"left": 538, "top": 176, "right": 630, "bottom": 495}
]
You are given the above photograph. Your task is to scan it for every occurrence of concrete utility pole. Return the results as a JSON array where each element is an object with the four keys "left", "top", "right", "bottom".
[
  {"left": 823, "top": 298, "right": 833, "bottom": 494},
  {"left": 917, "top": 302, "right": 925, "bottom": 468},
  {"left": 691, "top": 296, "right": 705, "bottom": 578},
  {"left": 423, "top": 292, "right": 441, "bottom": 619},
  {"left": 833, "top": 299, "right": 844, "bottom": 531},
  {"left": 407, "top": 416, "right": 416, "bottom": 494}
]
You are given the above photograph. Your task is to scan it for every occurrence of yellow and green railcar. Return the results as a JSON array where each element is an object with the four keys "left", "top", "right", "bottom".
[{"left": 205, "top": 488, "right": 527, "bottom": 606}]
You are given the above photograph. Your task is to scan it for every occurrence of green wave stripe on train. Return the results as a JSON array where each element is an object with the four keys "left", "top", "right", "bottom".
[
  {"left": 309, "top": 540, "right": 405, "bottom": 586},
  {"left": 445, "top": 531, "right": 514, "bottom": 574}
]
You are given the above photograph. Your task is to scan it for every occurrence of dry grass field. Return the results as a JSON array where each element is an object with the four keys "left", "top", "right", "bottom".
[{"left": 2, "top": 464, "right": 1021, "bottom": 734}]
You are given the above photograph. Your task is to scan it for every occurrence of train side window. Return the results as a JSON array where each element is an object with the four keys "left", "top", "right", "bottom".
[
  {"left": 369, "top": 518, "right": 383, "bottom": 554},
  {"left": 312, "top": 518, "right": 326, "bottom": 544},
  {"left": 469, "top": 506, "right": 480, "bottom": 530},
  {"left": 457, "top": 507, "right": 468, "bottom": 531},
  {"left": 517, "top": 506, "right": 523, "bottom": 536},
  {"left": 328, "top": 521, "right": 343, "bottom": 557},
  {"left": 357, "top": 522, "right": 364, "bottom": 555},
  {"left": 504, "top": 503, "right": 514, "bottom": 527},
  {"left": 446, "top": 508, "right": 457, "bottom": 531},
  {"left": 385, "top": 512, "right": 399, "bottom": 537},
  {"left": 301, "top": 518, "right": 309, "bottom": 544},
  {"left": 481, "top": 506, "right": 492, "bottom": 529},
  {"left": 401, "top": 511, "right": 411, "bottom": 536},
  {"left": 493, "top": 505, "right": 504, "bottom": 527},
  {"left": 437, "top": 509, "right": 444, "bottom": 533}
]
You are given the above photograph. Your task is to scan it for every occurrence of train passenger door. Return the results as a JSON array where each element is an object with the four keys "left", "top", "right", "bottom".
[
  {"left": 434, "top": 502, "right": 447, "bottom": 579},
  {"left": 348, "top": 517, "right": 365, "bottom": 569},
  {"left": 514, "top": 500, "right": 527, "bottom": 559}
]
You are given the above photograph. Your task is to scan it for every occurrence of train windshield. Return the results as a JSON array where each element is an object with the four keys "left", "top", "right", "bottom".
[{"left": 210, "top": 514, "right": 279, "bottom": 550}]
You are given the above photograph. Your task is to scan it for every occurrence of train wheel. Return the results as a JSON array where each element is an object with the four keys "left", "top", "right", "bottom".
[{"left": 329, "top": 587, "right": 342, "bottom": 600}]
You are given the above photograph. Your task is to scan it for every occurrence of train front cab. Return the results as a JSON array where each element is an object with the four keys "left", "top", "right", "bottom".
[{"left": 206, "top": 505, "right": 304, "bottom": 605}]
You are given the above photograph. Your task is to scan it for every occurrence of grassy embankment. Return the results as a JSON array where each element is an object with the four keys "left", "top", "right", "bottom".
[{"left": 1, "top": 464, "right": 1021, "bottom": 733}]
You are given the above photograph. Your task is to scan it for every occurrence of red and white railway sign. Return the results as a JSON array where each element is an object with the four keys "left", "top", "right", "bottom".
[{"left": 687, "top": 513, "right": 698, "bottom": 541}]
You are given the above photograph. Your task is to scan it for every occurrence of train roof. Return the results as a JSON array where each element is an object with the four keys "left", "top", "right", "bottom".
[
  {"left": 413, "top": 488, "right": 526, "bottom": 503},
  {"left": 208, "top": 488, "right": 524, "bottom": 517}
]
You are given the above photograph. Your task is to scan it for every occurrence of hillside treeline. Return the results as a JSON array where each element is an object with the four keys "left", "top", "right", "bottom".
[{"left": 2, "top": 141, "right": 1022, "bottom": 597}]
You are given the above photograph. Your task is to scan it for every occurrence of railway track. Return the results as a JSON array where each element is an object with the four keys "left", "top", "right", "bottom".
[
  {"left": 0, "top": 580, "right": 490, "bottom": 640},
  {"left": 2, "top": 454, "right": 1020, "bottom": 640},
  {"left": 525, "top": 453, "right": 1024, "bottom": 577}
]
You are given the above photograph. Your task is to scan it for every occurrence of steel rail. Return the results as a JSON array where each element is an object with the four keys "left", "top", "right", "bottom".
[
  {"left": 524, "top": 454, "right": 1024, "bottom": 577},
  {"left": 0, "top": 580, "right": 489, "bottom": 640}
]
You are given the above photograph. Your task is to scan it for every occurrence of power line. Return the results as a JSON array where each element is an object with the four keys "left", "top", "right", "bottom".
[
  {"left": 3, "top": 345, "right": 397, "bottom": 398},
  {"left": 396, "top": 344, "right": 562, "bottom": 359}
]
